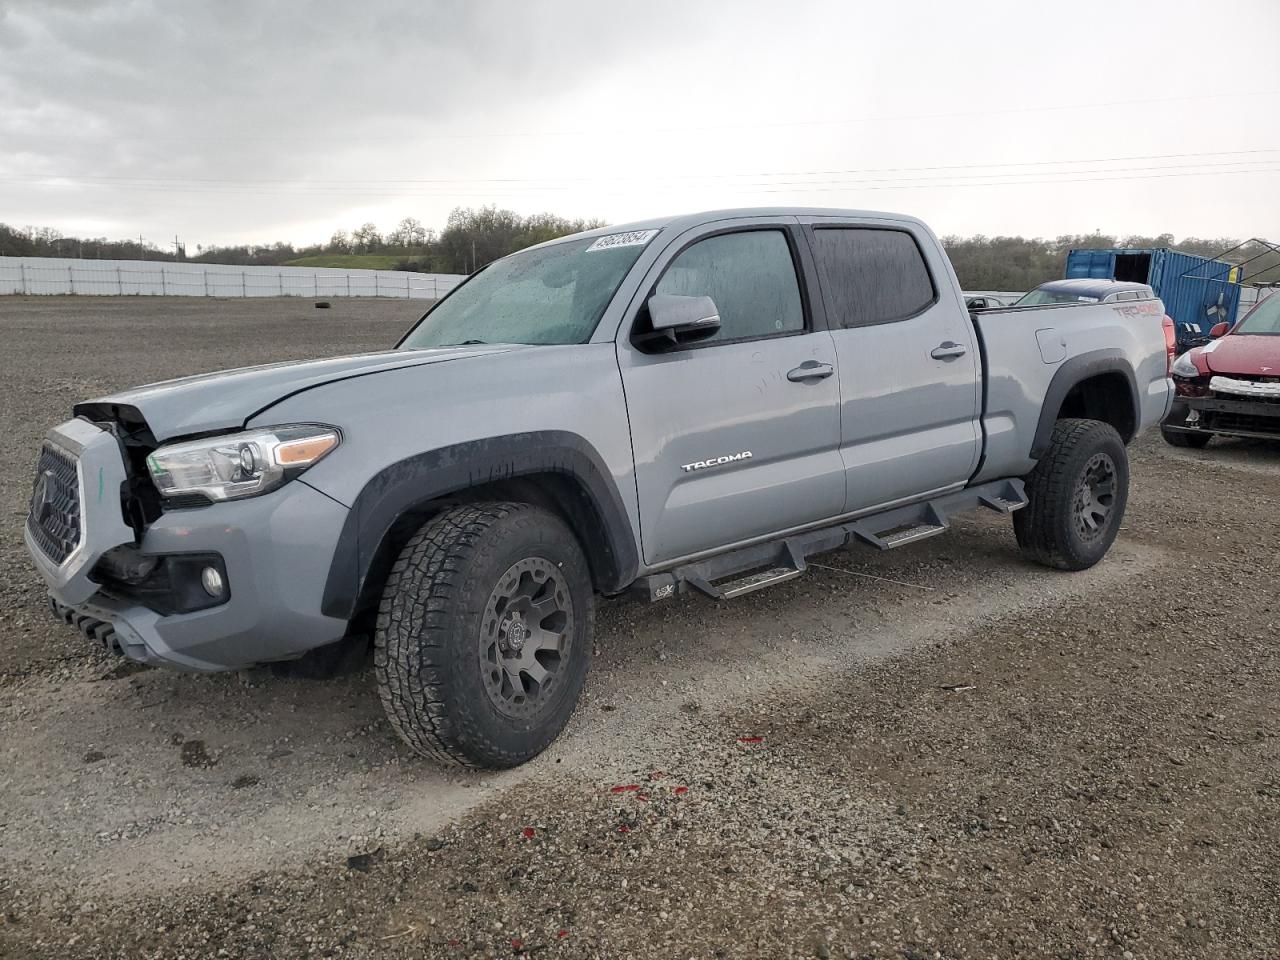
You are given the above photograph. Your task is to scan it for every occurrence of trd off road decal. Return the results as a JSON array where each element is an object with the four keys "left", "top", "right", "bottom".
[{"left": 1111, "top": 301, "right": 1164, "bottom": 318}]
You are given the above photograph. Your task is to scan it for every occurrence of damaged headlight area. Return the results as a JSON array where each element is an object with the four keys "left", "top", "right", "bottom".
[
  {"left": 1170, "top": 351, "right": 1201, "bottom": 379},
  {"left": 1170, "top": 351, "right": 1209, "bottom": 397},
  {"left": 146, "top": 425, "right": 340, "bottom": 503}
]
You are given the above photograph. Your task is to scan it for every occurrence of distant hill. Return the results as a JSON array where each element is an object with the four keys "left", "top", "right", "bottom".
[{"left": 282, "top": 254, "right": 411, "bottom": 270}]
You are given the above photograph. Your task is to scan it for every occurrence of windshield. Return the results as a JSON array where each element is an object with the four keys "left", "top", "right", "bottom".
[
  {"left": 1014, "top": 288, "right": 1100, "bottom": 306},
  {"left": 1235, "top": 294, "right": 1280, "bottom": 335},
  {"left": 400, "top": 234, "right": 652, "bottom": 349}
]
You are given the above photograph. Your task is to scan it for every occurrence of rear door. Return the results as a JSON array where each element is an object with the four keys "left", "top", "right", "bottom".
[
  {"left": 800, "top": 217, "right": 982, "bottom": 512},
  {"left": 616, "top": 218, "right": 844, "bottom": 565}
]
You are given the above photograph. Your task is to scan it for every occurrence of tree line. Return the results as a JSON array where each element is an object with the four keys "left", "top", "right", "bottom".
[
  {"left": 3, "top": 211, "right": 1277, "bottom": 290},
  {"left": 0, "top": 208, "right": 605, "bottom": 276}
]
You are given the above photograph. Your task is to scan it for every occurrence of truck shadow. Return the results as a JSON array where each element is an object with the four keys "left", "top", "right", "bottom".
[{"left": 6, "top": 512, "right": 1157, "bottom": 895}]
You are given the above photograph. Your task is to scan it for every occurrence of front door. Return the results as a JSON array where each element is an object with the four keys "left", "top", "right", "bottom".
[{"left": 617, "top": 221, "right": 845, "bottom": 565}]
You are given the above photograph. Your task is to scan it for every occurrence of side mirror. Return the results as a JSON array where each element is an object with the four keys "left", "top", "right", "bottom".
[
  {"left": 636, "top": 294, "right": 721, "bottom": 351},
  {"left": 1209, "top": 321, "right": 1229, "bottom": 339}
]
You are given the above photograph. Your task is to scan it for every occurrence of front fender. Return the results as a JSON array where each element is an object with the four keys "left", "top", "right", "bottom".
[{"left": 318, "top": 431, "right": 640, "bottom": 619}]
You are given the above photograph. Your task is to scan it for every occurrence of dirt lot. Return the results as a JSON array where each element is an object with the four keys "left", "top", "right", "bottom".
[{"left": 1, "top": 297, "right": 1277, "bottom": 960}]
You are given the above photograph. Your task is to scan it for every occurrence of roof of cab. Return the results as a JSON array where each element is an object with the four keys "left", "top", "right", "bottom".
[{"left": 529, "top": 207, "right": 928, "bottom": 250}]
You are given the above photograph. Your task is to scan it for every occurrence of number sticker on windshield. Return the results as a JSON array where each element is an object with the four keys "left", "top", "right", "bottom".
[{"left": 586, "top": 229, "right": 659, "bottom": 252}]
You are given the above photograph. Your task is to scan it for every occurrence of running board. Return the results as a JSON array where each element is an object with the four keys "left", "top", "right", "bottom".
[
  {"left": 629, "top": 478, "right": 1027, "bottom": 603},
  {"left": 877, "top": 522, "right": 947, "bottom": 548},
  {"left": 716, "top": 566, "right": 804, "bottom": 599}
]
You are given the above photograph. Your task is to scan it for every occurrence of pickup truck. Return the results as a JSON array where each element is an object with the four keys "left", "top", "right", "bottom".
[{"left": 24, "top": 207, "right": 1174, "bottom": 768}]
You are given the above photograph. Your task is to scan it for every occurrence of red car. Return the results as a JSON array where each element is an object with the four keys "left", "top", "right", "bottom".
[{"left": 1163, "top": 293, "right": 1280, "bottom": 447}]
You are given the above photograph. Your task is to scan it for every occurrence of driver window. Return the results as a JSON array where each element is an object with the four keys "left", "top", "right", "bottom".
[{"left": 654, "top": 230, "right": 804, "bottom": 343}]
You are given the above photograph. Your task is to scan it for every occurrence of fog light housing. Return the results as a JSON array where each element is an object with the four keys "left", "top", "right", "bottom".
[{"left": 200, "top": 566, "right": 225, "bottom": 598}]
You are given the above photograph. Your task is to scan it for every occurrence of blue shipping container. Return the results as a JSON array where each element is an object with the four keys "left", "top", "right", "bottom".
[{"left": 1064, "top": 248, "right": 1244, "bottom": 344}]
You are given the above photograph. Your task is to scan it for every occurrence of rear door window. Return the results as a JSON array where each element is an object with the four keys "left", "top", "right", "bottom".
[{"left": 811, "top": 228, "right": 936, "bottom": 327}]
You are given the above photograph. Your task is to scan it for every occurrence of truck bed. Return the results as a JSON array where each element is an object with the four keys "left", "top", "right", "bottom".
[{"left": 969, "top": 298, "right": 1173, "bottom": 484}]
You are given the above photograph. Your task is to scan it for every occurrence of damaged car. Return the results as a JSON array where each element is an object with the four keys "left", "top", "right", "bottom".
[{"left": 1163, "top": 293, "right": 1280, "bottom": 447}]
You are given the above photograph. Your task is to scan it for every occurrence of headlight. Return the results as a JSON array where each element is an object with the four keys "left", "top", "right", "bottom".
[
  {"left": 146, "top": 425, "right": 340, "bottom": 502},
  {"left": 1171, "top": 351, "right": 1202, "bottom": 379}
]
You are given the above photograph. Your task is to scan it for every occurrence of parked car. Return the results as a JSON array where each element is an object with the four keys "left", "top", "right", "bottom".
[
  {"left": 1162, "top": 291, "right": 1280, "bottom": 447},
  {"left": 1014, "top": 278, "right": 1156, "bottom": 307},
  {"left": 964, "top": 294, "right": 1005, "bottom": 310},
  {"left": 24, "top": 207, "right": 1173, "bottom": 768}
]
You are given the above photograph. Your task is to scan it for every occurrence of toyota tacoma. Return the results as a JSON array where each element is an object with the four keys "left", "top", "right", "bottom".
[{"left": 24, "top": 208, "right": 1174, "bottom": 767}]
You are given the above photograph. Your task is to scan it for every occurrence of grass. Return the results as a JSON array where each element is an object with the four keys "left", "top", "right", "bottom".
[{"left": 282, "top": 254, "right": 411, "bottom": 270}]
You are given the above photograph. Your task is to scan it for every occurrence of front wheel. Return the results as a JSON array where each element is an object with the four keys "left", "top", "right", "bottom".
[
  {"left": 1014, "top": 418, "right": 1129, "bottom": 571},
  {"left": 374, "top": 502, "right": 594, "bottom": 768},
  {"left": 1161, "top": 426, "right": 1212, "bottom": 449}
]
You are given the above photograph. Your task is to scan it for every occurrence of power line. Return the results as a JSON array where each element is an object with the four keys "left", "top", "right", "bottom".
[
  {"left": 10, "top": 89, "right": 1277, "bottom": 144},
  {"left": 4, "top": 164, "right": 1277, "bottom": 201},
  {"left": 4, "top": 148, "right": 1279, "bottom": 189},
  {"left": 754, "top": 166, "right": 1280, "bottom": 194}
]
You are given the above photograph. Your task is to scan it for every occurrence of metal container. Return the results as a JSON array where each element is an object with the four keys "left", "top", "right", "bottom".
[{"left": 1065, "top": 248, "right": 1244, "bottom": 343}]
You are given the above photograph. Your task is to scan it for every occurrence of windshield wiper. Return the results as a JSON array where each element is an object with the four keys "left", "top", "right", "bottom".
[{"left": 441, "top": 339, "right": 489, "bottom": 346}]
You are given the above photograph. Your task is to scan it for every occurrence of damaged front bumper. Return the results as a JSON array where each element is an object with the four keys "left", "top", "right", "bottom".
[
  {"left": 1164, "top": 394, "right": 1280, "bottom": 441},
  {"left": 24, "top": 418, "right": 351, "bottom": 672}
]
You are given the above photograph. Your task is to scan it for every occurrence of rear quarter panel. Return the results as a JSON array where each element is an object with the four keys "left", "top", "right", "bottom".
[{"left": 972, "top": 299, "right": 1172, "bottom": 482}]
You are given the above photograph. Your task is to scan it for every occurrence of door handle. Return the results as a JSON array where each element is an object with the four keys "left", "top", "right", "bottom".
[
  {"left": 787, "top": 360, "right": 835, "bottom": 382},
  {"left": 930, "top": 341, "right": 967, "bottom": 360}
]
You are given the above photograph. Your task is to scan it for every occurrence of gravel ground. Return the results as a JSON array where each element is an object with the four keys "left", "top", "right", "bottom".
[{"left": 1, "top": 297, "right": 1277, "bottom": 959}]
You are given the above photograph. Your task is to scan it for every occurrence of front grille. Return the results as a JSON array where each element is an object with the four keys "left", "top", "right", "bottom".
[
  {"left": 1212, "top": 390, "right": 1280, "bottom": 405},
  {"left": 1210, "top": 374, "right": 1280, "bottom": 405},
  {"left": 26, "top": 442, "right": 82, "bottom": 564},
  {"left": 1216, "top": 373, "right": 1280, "bottom": 384},
  {"left": 1206, "top": 411, "right": 1280, "bottom": 436}
]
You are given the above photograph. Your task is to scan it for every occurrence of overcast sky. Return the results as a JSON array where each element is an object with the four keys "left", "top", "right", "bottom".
[{"left": 2, "top": 0, "right": 1278, "bottom": 250}]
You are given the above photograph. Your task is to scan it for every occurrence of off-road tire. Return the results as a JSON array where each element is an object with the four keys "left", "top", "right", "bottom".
[
  {"left": 1161, "top": 425, "right": 1212, "bottom": 449},
  {"left": 374, "top": 502, "right": 594, "bottom": 768},
  {"left": 1014, "top": 418, "right": 1129, "bottom": 571}
]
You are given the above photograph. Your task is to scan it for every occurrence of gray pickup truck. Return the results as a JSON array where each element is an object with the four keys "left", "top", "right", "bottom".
[{"left": 24, "top": 208, "right": 1174, "bottom": 767}]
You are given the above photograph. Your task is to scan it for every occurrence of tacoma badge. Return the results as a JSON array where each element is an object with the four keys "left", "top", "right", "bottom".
[{"left": 681, "top": 451, "right": 753, "bottom": 473}]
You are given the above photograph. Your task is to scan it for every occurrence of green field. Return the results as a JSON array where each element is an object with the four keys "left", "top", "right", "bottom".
[{"left": 283, "top": 254, "right": 410, "bottom": 270}]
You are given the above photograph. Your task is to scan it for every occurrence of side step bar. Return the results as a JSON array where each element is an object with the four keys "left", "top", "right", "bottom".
[
  {"left": 717, "top": 566, "right": 804, "bottom": 599},
  {"left": 630, "top": 478, "right": 1027, "bottom": 602}
]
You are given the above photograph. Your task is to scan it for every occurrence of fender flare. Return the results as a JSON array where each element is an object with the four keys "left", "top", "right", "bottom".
[
  {"left": 1030, "top": 349, "right": 1140, "bottom": 459},
  {"left": 319, "top": 431, "right": 640, "bottom": 620}
]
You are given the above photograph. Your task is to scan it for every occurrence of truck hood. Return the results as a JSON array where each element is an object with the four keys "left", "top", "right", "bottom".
[
  {"left": 1201, "top": 335, "right": 1280, "bottom": 377},
  {"left": 76, "top": 345, "right": 516, "bottom": 440}
]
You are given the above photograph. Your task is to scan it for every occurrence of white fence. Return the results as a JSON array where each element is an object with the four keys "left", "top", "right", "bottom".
[{"left": 0, "top": 256, "right": 465, "bottom": 300}]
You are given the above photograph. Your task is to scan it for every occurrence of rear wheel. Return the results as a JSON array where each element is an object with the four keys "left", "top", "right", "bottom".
[
  {"left": 1161, "top": 426, "right": 1212, "bottom": 449},
  {"left": 1014, "top": 418, "right": 1129, "bottom": 571},
  {"left": 374, "top": 502, "right": 593, "bottom": 768}
]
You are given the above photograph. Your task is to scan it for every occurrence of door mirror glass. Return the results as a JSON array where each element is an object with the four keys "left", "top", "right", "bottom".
[
  {"left": 1209, "top": 321, "right": 1229, "bottom": 339},
  {"left": 637, "top": 294, "right": 722, "bottom": 350}
]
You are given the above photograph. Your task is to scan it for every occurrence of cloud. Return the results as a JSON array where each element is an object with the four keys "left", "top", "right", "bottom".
[{"left": 1, "top": 0, "right": 1277, "bottom": 246}]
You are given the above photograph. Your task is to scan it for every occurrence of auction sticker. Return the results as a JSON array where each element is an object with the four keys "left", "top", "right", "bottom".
[{"left": 586, "top": 229, "right": 659, "bottom": 252}]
